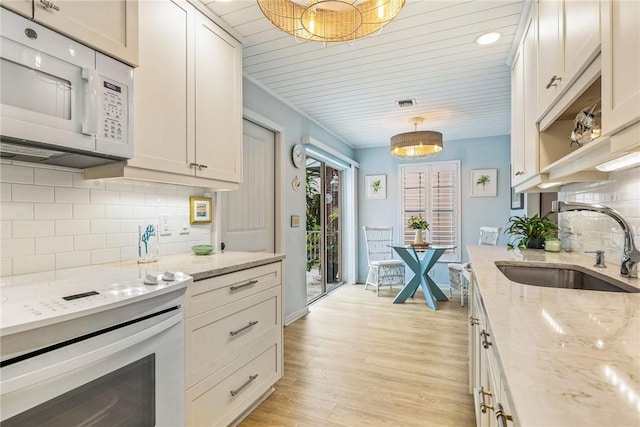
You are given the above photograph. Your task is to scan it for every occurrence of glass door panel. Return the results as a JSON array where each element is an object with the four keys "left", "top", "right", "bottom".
[{"left": 305, "top": 159, "right": 343, "bottom": 303}]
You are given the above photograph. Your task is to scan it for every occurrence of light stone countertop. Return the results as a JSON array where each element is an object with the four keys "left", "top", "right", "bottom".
[
  {"left": 468, "top": 245, "right": 640, "bottom": 426},
  {"left": 113, "top": 251, "right": 285, "bottom": 281}
]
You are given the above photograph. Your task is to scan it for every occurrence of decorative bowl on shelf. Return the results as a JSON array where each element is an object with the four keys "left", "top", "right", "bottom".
[{"left": 191, "top": 245, "right": 214, "bottom": 255}]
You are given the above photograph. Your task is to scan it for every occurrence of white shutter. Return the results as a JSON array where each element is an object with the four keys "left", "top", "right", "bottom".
[{"left": 400, "top": 161, "right": 461, "bottom": 262}]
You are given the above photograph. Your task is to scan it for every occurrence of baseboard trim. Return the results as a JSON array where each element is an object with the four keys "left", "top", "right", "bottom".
[{"left": 284, "top": 306, "right": 310, "bottom": 326}]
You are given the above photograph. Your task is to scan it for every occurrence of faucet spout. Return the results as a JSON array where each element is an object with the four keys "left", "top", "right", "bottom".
[{"left": 551, "top": 201, "right": 639, "bottom": 278}]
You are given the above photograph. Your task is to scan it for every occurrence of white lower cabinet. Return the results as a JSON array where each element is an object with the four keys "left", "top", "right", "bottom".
[
  {"left": 470, "top": 274, "right": 514, "bottom": 427},
  {"left": 185, "top": 262, "right": 283, "bottom": 426},
  {"left": 186, "top": 337, "right": 281, "bottom": 427}
]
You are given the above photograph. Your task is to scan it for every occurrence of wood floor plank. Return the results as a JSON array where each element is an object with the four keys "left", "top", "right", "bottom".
[{"left": 239, "top": 284, "right": 475, "bottom": 426}]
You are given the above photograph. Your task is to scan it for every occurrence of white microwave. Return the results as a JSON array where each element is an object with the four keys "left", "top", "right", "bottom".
[{"left": 0, "top": 8, "right": 134, "bottom": 168}]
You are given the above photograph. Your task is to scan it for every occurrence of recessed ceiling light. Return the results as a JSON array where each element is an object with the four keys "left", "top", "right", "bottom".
[{"left": 475, "top": 32, "right": 501, "bottom": 45}]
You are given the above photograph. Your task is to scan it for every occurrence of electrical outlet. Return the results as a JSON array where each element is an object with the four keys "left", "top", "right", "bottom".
[
  {"left": 159, "top": 215, "right": 171, "bottom": 236},
  {"left": 180, "top": 222, "right": 190, "bottom": 235}
]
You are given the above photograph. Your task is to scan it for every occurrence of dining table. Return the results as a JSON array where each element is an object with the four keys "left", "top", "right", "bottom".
[{"left": 391, "top": 245, "right": 455, "bottom": 310}]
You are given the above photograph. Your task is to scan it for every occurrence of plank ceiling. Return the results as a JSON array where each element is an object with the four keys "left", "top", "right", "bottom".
[{"left": 204, "top": 0, "right": 528, "bottom": 149}]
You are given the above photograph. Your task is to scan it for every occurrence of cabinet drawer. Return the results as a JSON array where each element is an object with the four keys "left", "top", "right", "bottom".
[
  {"left": 186, "top": 336, "right": 281, "bottom": 427},
  {"left": 186, "top": 262, "right": 282, "bottom": 317},
  {"left": 186, "top": 286, "right": 281, "bottom": 388}
]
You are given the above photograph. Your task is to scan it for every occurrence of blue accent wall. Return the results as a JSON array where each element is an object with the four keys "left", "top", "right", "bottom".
[{"left": 355, "top": 135, "right": 512, "bottom": 286}]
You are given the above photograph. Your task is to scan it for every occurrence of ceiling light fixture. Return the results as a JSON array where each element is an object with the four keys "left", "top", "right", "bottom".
[
  {"left": 595, "top": 152, "right": 640, "bottom": 172},
  {"left": 256, "top": 0, "right": 406, "bottom": 43},
  {"left": 475, "top": 31, "right": 501, "bottom": 45},
  {"left": 390, "top": 117, "right": 443, "bottom": 160}
]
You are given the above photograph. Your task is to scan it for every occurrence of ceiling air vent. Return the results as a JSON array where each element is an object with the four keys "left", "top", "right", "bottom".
[{"left": 397, "top": 99, "right": 416, "bottom": 108}]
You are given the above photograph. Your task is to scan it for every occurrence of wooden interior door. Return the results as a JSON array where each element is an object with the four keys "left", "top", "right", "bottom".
[{"left": 220, "top": 119, "right": 275, "bottom": 252}]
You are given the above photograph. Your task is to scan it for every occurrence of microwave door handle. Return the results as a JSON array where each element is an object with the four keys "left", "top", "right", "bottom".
[{"left": 81, "top": 67, "right": 99, "bottom": 136}]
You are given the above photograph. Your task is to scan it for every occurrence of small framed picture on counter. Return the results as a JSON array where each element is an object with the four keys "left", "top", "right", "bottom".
[{"left": 190, "top": 196, "right": 213, "bottom": 223}]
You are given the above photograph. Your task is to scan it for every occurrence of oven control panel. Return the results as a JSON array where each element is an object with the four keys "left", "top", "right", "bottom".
[{"left": 0, "top": 268, "right": 191, "bottom": 333}]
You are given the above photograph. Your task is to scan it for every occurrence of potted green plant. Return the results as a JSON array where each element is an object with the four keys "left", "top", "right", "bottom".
[{"left": 505, "top": 212, "right": 558, "bottom": 249}]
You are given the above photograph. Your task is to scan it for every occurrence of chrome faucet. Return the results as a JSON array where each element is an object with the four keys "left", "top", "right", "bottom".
[{"left": 551, "top": 201, "right": 639, "bottom": 278}]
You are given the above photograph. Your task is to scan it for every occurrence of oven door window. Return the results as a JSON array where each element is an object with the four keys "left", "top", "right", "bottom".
[{"left": 3, "top": 354, "right": 155, "bottom": 427}]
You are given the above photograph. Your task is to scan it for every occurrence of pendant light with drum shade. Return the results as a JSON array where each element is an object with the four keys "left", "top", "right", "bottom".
[
  {"left": 390, "top": 117, "right": 443, "bottom": 159},
  {"left": 256, "top": 0, "right": 406, "bottom": 43}
]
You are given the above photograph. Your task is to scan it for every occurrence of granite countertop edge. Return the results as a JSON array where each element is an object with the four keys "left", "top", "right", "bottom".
[{"left": 467, "top": 245, "right": 640, "bottom": 427}]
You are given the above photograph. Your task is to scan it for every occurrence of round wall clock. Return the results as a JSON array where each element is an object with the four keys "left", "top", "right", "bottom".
[{"left": 291, "top": 143, "right": 305, "bottom": 168}]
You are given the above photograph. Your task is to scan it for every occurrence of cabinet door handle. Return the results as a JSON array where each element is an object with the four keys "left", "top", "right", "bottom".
[
  {"left": 481, "top": 329, "right": 492, "bottom": 349},
  {"left": 198, "top": 164, "right": 208, "bottom": 170},
  {"left": 478, "top": 386, "right": 494, "bottom": 413},
  {"left": 514, "top": 170, "right": 525, "bottom": 176},
  {"left": 189, "top": 162, "right": 199, "bottom": 168},
  {"left": 230, "top": 374, "right": 258, "bottom": 396},
  {"left": 469, "top": 316, "right": 480, "bottom": 326},
  {"left": 229, "top": 279, "right": 258, "bottom": 291},
  {"left": 545, "top": 74, "right": 562, "bottom": 89},
  {"left": 230, "top": 320, "right": 258, "bottom": 336},
  {"left": 39, "top": 0, "right": 60, "bottom": 11},
  {"left": 496, "top": 403, "right": 513, "bottom": 427}
]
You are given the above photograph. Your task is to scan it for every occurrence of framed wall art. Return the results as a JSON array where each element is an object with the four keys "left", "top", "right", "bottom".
[
  {"left": 470, "top": 169, "right": 497, "bottom": 197},
  {"left": 511, "top": 183, "right": 524, "bottom": 210},
  {"left": 189, "top": 196, "right": 213, "bottom": 223},
  {"left": 365, "top": 174, "right": 386, "bottom": 199}
]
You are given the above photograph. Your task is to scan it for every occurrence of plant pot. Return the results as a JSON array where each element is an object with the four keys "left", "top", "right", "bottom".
[
  {"left": 413, "top": 229, "right": 424, "bottom": 245},
  {"left": 526, "top": 238, "right": 545, "bottom": 249}
]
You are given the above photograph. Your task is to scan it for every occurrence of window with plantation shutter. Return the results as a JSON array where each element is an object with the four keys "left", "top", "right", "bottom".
[{"left": 400, "top": 161, "right": 461, "bottom": 262}]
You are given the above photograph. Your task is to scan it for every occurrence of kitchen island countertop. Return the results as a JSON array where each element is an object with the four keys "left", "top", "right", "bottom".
[
  {"left": 468, "top": 245, "right": 640, "bottom": 426},
  {"left": 114, "top": 251, "right": 285, "bottom": 281}
]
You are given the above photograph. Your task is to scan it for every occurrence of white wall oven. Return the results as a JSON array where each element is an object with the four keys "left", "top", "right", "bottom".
[{"left": 0, "top": 267, "right": 191, "bottom": 426}]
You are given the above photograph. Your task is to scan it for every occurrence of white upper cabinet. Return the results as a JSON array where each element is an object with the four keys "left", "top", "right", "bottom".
[
  {"left": 194, "top": 12, "right": 243, "bottom": 183},
  {"left": 511, "top": 46, "right": 525, "bottom": 185},
  {"left": 127, "top": 0, "right": 194, "bottom": 176},
  {"left": 537, "top": 0, "right": 601, "bottom": 118},
  {"left": 511, "top": 16, "right": 538, "bottom": 186},
  {"left": 87, "top": 0, "right": 243, "bottom": 189},
  {"left": 601, "top": 0, "right": 640, "bottom": 137},
  {"left": 0, "top": 0, "right": 138, "bottom": 66}
]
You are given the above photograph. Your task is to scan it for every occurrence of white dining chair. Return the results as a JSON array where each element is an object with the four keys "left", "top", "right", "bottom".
[
  {"left": 448, "top": 227, "right": 501, "bottom": 306},
  {"left": 363, "top": 226, "right": 405, "bottom": 296}
]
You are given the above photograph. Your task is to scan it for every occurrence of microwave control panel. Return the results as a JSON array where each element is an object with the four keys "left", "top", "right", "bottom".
[{"left": 99, "top": 78, "right": 128, "bottom": 142}]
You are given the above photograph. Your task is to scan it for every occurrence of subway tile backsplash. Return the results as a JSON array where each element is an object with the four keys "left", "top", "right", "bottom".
[
  {"left": 0, "top": 162, "right": 212, "bottom": 276},
  {"left": 558, "top": 166, "right": 640, "bottom": 264}
]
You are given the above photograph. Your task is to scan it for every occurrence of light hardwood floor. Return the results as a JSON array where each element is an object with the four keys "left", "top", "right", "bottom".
[{"left": 240, "top": 284, "right": 476, "bottom": 426}]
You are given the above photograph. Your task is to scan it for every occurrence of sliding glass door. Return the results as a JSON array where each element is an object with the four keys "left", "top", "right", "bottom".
[{"left": 306, "top": 157, "right": 343, "bottom": 303}]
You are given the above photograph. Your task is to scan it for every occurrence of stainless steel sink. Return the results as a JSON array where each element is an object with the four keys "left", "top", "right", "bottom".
[{"left": 494, "top": 261, "right": 640, "bottom": 293}]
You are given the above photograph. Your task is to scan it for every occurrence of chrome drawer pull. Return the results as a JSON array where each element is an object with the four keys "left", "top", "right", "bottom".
[
  {"left": 478, "top": 386, "right": 494, "bottom": 413},
  {"left": 496, "top": 403, "right": 513, "bottom": 426},
  {"left": 545, "top": 74, "right": 562, "bottom": 89},
  {"left": 230, "top": 320, "right": 258, "bottom": 336},
  {"left": 40, "top": 0, "right": 60, "bottom": 11},
  {"left": 481, "top": 329, "right": 492, "bottom": 349},
  {"left": 230, "top": 374, "right": 258, "bottom": 396},
  {"left": 230, "top": 279, "right": 258, "bottom": 291}
]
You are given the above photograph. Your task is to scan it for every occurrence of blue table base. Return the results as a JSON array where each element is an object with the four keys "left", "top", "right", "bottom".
[{"left": 391, "top": 246, "right": 450, "bottom": 310}]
